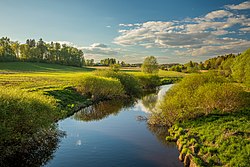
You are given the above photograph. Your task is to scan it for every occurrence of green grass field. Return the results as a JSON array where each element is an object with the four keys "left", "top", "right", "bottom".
[
  {"left": 0, "top": 62, "right": 185, "bottom": 91},
  {"left": 0, "top": 62, "right": 94, "bottom": 73},
  {"left": 0, "top": 62, "right": 185, "bottom": 116}
]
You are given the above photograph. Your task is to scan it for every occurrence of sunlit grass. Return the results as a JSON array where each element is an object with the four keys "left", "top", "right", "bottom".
[
  {"left": 0, "top": 63, "right": 185, "bottom": 92},
  {"left": 126, "top": 69, "right": 187, "bottom": 77},
  {"left": 0, "top": 62, "right": 94, "bottom": 91}
]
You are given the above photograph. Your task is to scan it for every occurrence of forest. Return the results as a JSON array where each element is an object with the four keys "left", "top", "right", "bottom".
[{"left": 0, "top": 37, "right": 85, "bottom": 67}]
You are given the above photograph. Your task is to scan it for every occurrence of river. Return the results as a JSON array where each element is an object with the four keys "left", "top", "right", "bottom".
[{"left": 45, "top": 84, "right": 183, "bottom": 167}]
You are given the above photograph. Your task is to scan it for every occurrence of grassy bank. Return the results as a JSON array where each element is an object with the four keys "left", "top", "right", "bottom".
[
  {"left": 0, "top": 62, "right": 184, "bottom": 164},
  {"left": 166, "top": 109, "right": 250, "bottom": 167},
  {"left": 148, "top": 71, "right": 250, "bottom": 166}
]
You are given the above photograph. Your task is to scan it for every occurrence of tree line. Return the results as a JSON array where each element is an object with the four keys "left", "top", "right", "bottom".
[
  {"left": 166, "top": 53, "right": 239, "bottom": 73},
  {"left": 0, "top": 37, "right": 85, "bottom": 67},
  {"left": 85, "top": 58, "right": 141, "bottom": 67}
]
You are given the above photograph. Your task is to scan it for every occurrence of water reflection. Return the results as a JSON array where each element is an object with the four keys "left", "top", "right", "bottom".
[
  {"left": 45, "top": 84, "right": 182, "bottom": 167},
  {"left": 139, "top": 84, "right": 172, "bottom": 113},
  {"left": 74, "top": 85, "right": 172, "bottom": 122},
  {"left": 73, "top": 85, "right": 175, "bottom": 147},
  {"left": 74, "top": 99, "right": 135, "bottom": 122},
  {"left": 0, "top": 126, "right": 65, "bottom": 167},
  {"left": 147, "top": 125, "right": 176, "bottom": 147}
]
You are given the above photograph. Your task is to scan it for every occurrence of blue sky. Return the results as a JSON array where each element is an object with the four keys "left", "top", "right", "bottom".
[{"left": 0, "top": 0, "right": 249, "bottom": 63}]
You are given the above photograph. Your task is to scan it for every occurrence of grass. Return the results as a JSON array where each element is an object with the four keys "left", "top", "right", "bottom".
[
  {"left": 167, "top": 109, "right": 250, "bottom": 167},
  {"left": 0, "top": 62, "right": 94, "bottom": 72},
  {"left": 0, "top": 62, "right": 183, "bottom": 91},
  {"left": 0, "top": 62, "right": 93, "bottom": 90},
  {"left": 126, "top": 69, "right": 187, "bottom": 78},
  {"left": 0, "top": 62, "right": 183, "bottom": 116},
  {"left": 1, "top": 62, "right": 249, "bottom": 166}
]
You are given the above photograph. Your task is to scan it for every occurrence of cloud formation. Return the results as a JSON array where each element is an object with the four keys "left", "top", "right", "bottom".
[
  {"left": 114, "top": 1, "right": 250, "bottom": 57},
  {"left": 81, "top": 43, "right": 119, "bottom": 56},
  {"left": 225, "top": 1, "right": 250, "bottom": 10}
]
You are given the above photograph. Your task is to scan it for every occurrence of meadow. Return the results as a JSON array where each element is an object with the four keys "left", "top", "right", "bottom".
[{"left": 0, "top": 62, "right": 184, "bottom": 116}]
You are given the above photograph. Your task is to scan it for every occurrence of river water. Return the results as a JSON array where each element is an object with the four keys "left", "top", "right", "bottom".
[{"left": 45, "top": 84, "right": 183, "bottom": 167}]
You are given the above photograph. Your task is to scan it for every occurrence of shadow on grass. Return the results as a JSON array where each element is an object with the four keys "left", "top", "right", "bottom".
[
  {"left": 45, "top": 87, "right": 92, "bottom": 117},
  {"left": 0, "top": 62, "right": 95, "bottom": 72}
]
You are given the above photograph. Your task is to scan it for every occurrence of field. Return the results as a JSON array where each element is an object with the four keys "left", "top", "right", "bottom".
[
  {"left": 0, "top": 62, "right": 185, "bottom": 116},
  {"left": 0, "top": 62, "right": 185, "bottom": 91}
]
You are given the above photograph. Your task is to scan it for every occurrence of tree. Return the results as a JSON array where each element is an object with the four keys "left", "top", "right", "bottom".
[
  {"left": 231, "top": 48, "right": 250, "bottom": 86},
  {"left": 141, "top": 56, "right": 159, "bottom": 74},
  {"left": 110, "top": 63, "right": 121, "bottom": 72}
]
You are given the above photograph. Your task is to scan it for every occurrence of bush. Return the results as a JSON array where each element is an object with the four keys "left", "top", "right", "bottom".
[
  {"left": 76, "top": 75, "right": 125, "bottom": 101},
  {"left": 137, "top": 74, "right": 161, "bottom": 89},
  {"left": 95, "top": 70, "right": 142, "bottom": 96},
  {"left": 0, "top": 87, "right": 59, "bottom": 154},
  {"left": 194, "top": 83, "right": 246, "bottom": 114},
  {"left": 149, "top": 73, "right": 248, "bottom": 126}
]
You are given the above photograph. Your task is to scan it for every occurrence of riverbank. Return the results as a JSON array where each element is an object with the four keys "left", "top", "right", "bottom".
[
  {"left": 0, "top": 62, "right": 184, "bottom": 119},
  {"left": 148, "top": 71, "right": 250, "bottom": 167},
  {"left": 0, "top": 62, "right": 184, "bottom": 166},
  {"left": 166, "top": 108, "right": 250, "bottom": 167}
]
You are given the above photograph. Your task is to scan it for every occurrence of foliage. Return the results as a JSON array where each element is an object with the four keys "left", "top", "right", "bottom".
[
  {"left": 0, "top": 87, "right": 59, "bottom": 134},
  {"left": 141, "top": 56, "right": 159, "bottom": 74},
  {"left": 100, "top": 58, "right": 117, "bottom": 66},
  {"left": 0, "top": 87, "right": 61, "bottom": 162},
  {"left": 231, "top": 48, "right": 250, "bottom": 86},
  {"left": 167, "top": 109, "right": 250, "bottom": 166},
  {"left": 136, "top": 74, "right": 161, "bottom": 89},
  {"left": 109, "top": 63, "right": 121, "bottom": 72},
  {"left": 74, "top": 99, "right": 134, "bottom": 122},
  {"left": 149, "top": 73, "right": 248, "bottom": 126},
  {"left": 218, "top": 57, "right": 234, "bottom": 77},
  {"left": 95, "top": 70, "right": 142, "bottom": 96},
  {"left": 85, "top": 59, "right": 95, "bottom": 66},
  {"left": 45, "top": 87, "right": 92, "bottom": 117},
  {"left": 168, "top": 53, "right": 239, "bottom": 73},
  {"left": 0, "top": 128, "right": 64, "bottom": 167},
  {"left": 160, "top": 77, "right": 181, "bottom": 85},
  {"left": 76, "top": 75, "right": 125, "bottom": 101},
  {"left": 0, "top": 37, "right": 85, "bottom": 67}
]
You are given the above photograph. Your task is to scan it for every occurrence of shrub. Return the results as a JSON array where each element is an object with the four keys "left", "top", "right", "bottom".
[
  {"left": 194, "top": 83, "right": 246, "bottom": 114},
  {"left": 76, "top": 75, "right": 125, "bottom": 101},
  {"left": 136, "top": 74, "right": 161, "bottom": 89},
  {"left": 95, "top": 70, "right": 142, "bottom": 96},
  {"left": 0, "top": 86, "right": 59, "bottom": 154},
  {"left": 149, "top": 73, "right": 248, "bottom": 126}
]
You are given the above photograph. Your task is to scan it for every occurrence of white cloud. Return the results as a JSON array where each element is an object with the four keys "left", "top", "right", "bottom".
[
  {"left": 204, "top": 10, "right": 233, "bottom": 20},
  {"left": 240, "top": 27, "right": 250, "bottom": 32},
  {"left": 54, "top": 41, "right": 78, "bottom": 48},
  {"left": 114, "top": 1, "right": 250, "bottom": 57},
  {"left": 225, "top": 1, "right": 250, "bottom": 10},
  {"left": 119, "top": 23, "right": 134, "bottom": 27},
  {"left": 90, "top": 43, "right": 108, "bottom": 48},
  {"left": 81, "top": 43, "right": 118, "bottom": 56},
  {"left": 106, "top": 25, "right": 111, "bottom": 28}
]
